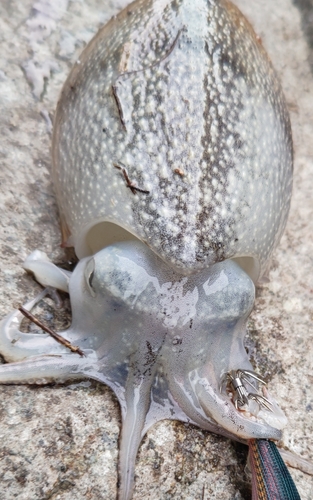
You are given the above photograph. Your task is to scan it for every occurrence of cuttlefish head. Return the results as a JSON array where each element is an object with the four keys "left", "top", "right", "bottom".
[{"left": 67, "top": 240, "right": 287, "bottom": 442}]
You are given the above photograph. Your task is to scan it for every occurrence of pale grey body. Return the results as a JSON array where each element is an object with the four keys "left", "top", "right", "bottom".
[
  {"left": 0, "top": 1, "right": 293, "bottom": 499},
  {"left": 53, "top": 0, "right": 292, "bottom": 278}
]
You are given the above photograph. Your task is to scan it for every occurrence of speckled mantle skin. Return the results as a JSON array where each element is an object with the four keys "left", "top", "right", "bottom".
[
  {"left": 53, "top": 0, "right": 292, "bottom": 277},
  {"left": 0, "top": 0, "right": 304, "bottom": 499}
]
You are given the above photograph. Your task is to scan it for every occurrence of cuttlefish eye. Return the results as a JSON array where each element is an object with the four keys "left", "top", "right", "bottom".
[{"left": 84, "top": 257, "right": 96, "bottom": 297}]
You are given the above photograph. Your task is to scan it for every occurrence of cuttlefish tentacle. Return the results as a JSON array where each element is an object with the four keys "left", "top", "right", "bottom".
[
  {"left": 0, "top": 251, "right": 74, "bottom": 363},
  {"left": 23, "top": 250, "right": 71, "bottom": 292},
  {"left": 0, "top": 296, "right": 102, "bottom": 385},
  {"left": 196, "top": 379, "right": 281, "bottom": 440},
  {"left": 0, "top": 290, "right": 72, "bottom": 362},
  {"left": 118, "top": 375, "right": 156, "bottom": 500},
  {"left": 0, "top": 352, "right": 97, "bottom": 385},
  {"left": 164, "top": 369, "right": 282, "bottom": 441}
]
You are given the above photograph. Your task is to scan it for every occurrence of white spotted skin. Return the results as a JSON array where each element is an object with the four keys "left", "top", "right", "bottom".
[{"left": 52, "top": 0, "right": 293, "bottom": 279}]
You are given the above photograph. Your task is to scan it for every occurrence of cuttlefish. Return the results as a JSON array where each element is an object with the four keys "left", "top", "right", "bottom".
[{"left": 0, "top": 1, "right": 301, "bottom": 498}]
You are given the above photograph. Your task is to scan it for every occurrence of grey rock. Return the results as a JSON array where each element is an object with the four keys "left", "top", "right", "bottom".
[{"left": 0, "top": 0, "right": 312, "bottom": 499}]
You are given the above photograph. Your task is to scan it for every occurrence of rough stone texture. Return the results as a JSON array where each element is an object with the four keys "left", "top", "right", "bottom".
[{"left": 0, "top": 1, "right": 312, "bottom": 499}]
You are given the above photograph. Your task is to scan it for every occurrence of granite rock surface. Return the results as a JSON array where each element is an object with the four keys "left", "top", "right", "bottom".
[{"left": 0, "top": 0, "right": 312, "bottom": 499}]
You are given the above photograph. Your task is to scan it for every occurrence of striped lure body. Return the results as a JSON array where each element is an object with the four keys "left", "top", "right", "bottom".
[{"left": 249, "top": 440, "right": 301, "bottom": 500}]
